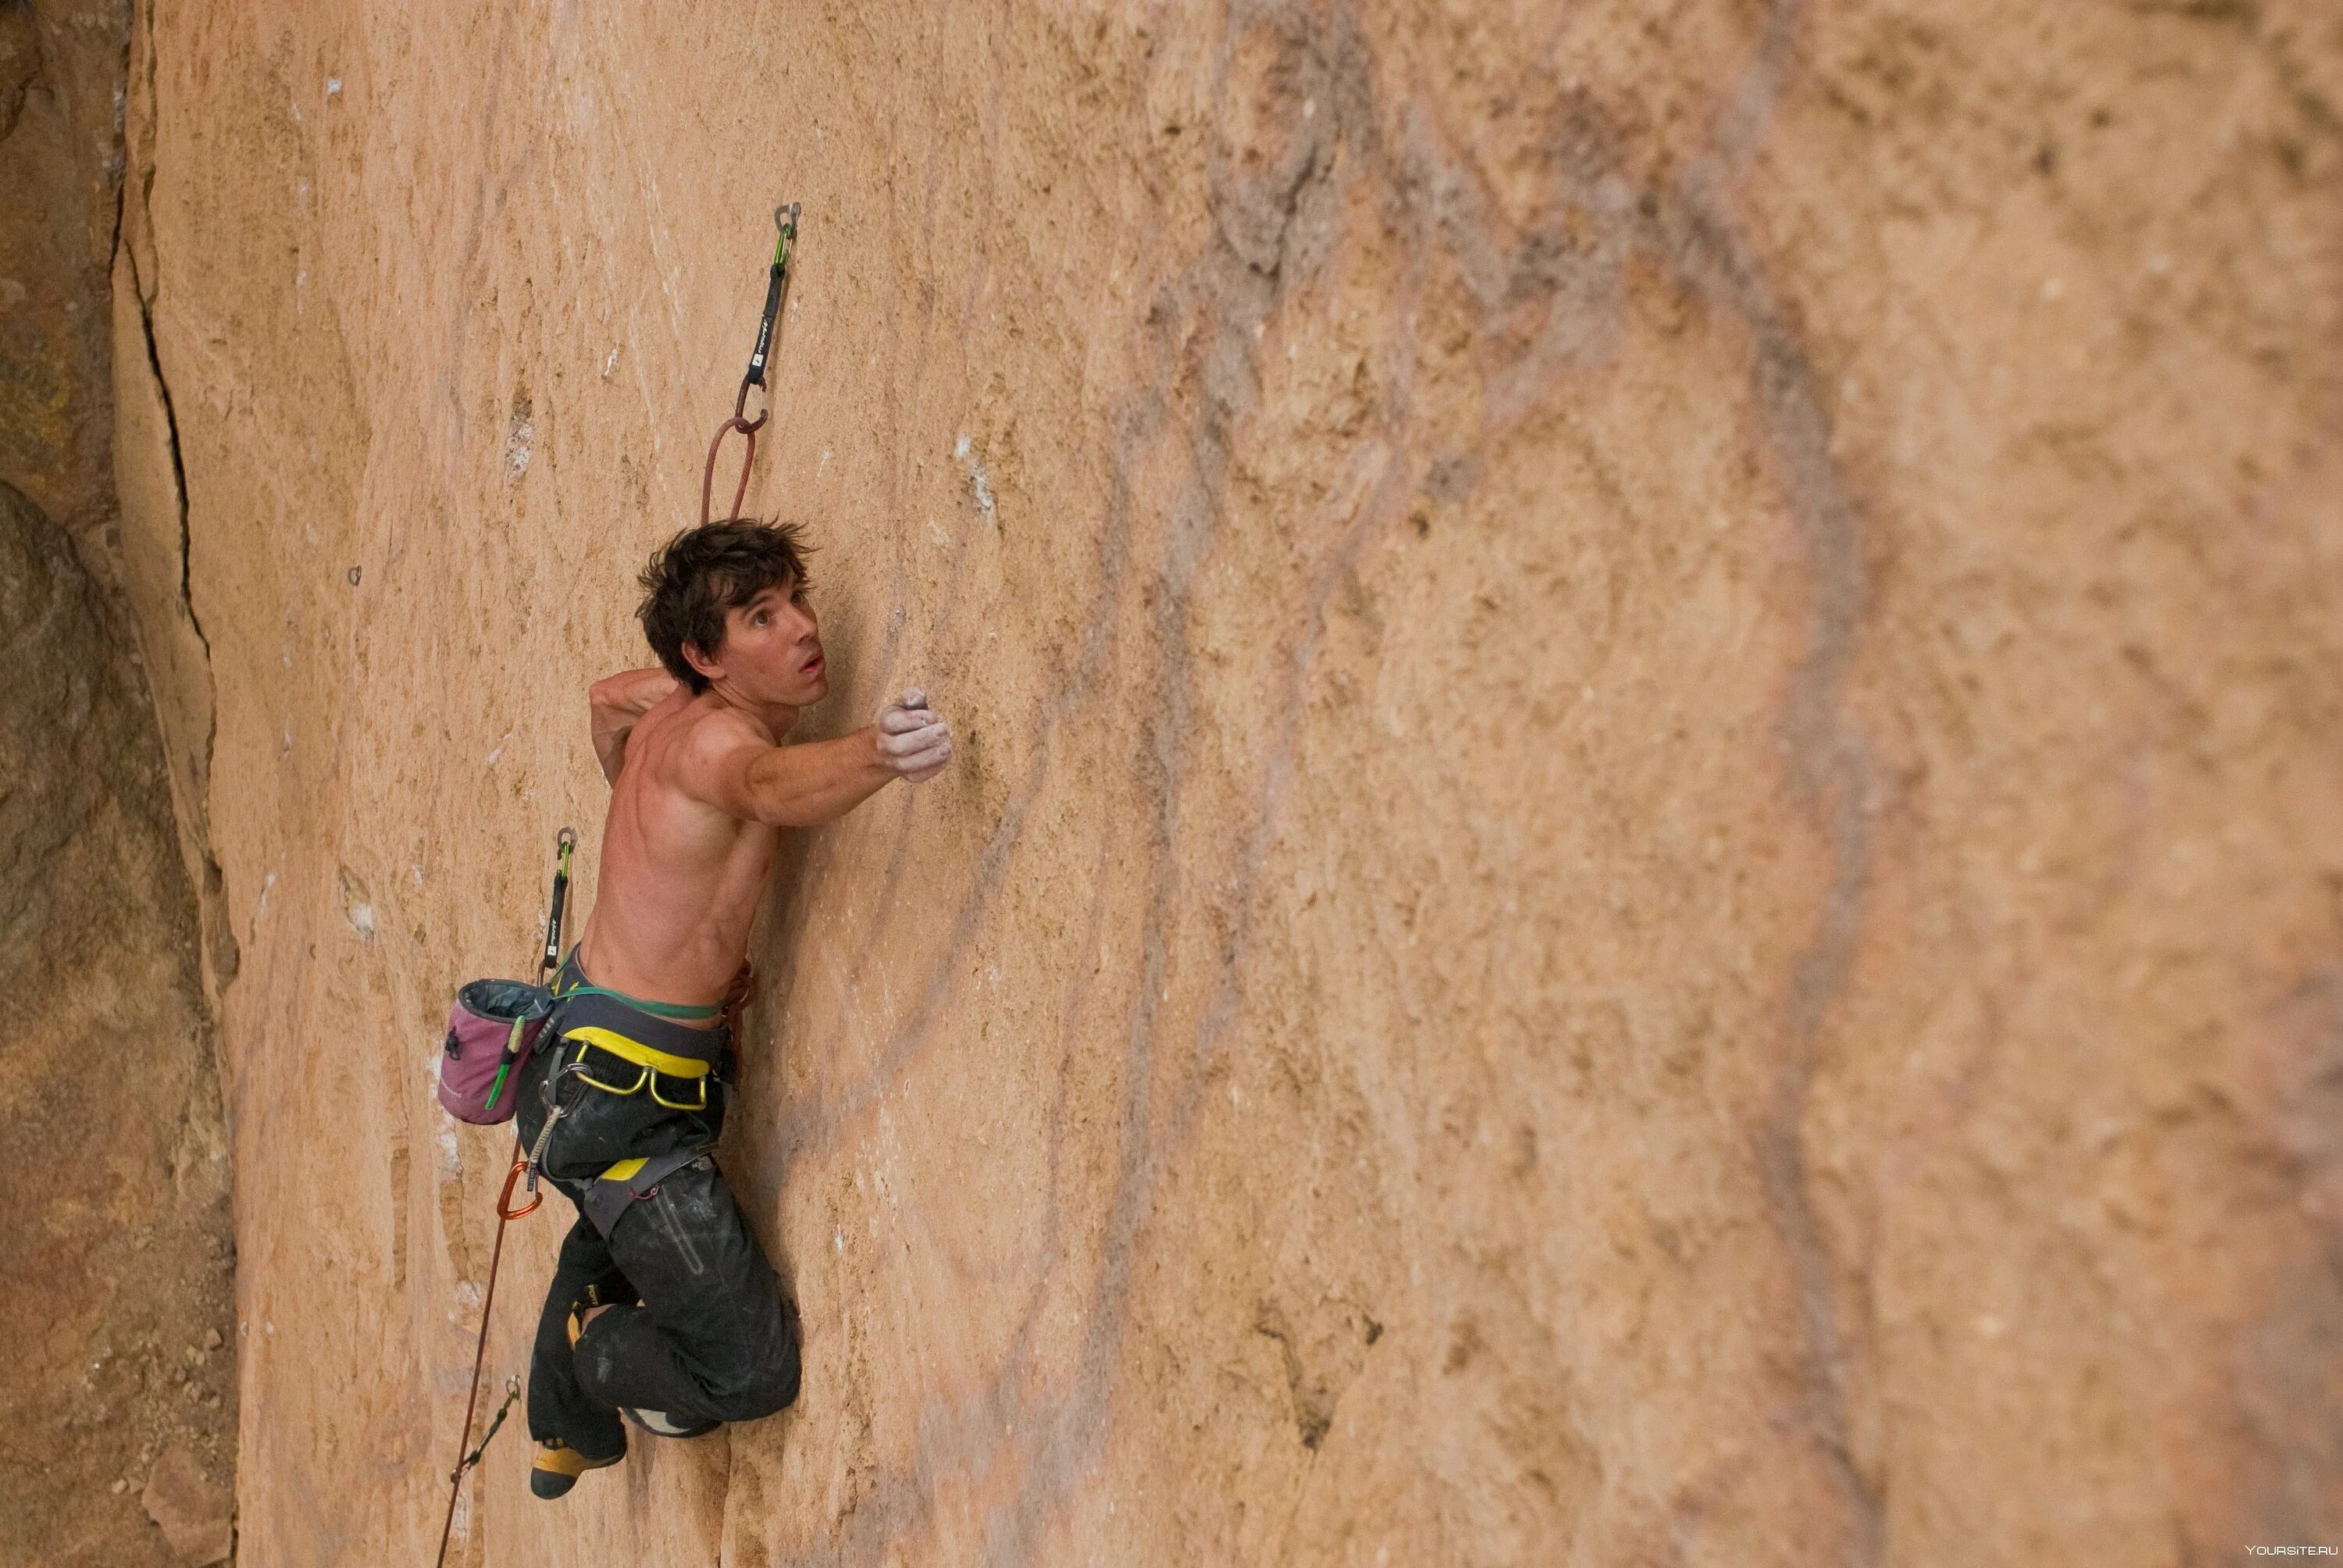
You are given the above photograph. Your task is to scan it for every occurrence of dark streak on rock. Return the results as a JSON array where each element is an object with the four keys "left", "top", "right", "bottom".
[
  {"left": 1657, "top": 2, "right": 1886, "bottom": 1560},
  {"left": 116, "top": 4, "right": 238, "bottom": 998},
  {"left": 736, "top": 2, "right": 1893, "bottom": 1563},
  {"left": 122, "top": 245, "right": 208, "bottom": 658}
]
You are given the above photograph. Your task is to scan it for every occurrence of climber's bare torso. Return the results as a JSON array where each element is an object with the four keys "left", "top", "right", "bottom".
[
  {"left": 576, "top": 582, "right": 954, "bottom": 1023},
  {"left": 580, "top": 685, "right": 785, "bottom": 1014}
]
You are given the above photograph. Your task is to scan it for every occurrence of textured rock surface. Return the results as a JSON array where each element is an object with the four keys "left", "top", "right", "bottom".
[
  {"left": 141, "top": 1441, "right": 234, "bottom": 1566},
  {"left": 123, "top": 1, "right": 2343, "bottom": 1563},
  {"left": 0, "top": 3, "right": 237, "bottom": 1564},
  {"left": 0, "top": 0, "right": 122, "bottom": 533},
  {"left": 0, "top": 485, "right": 237, "bottom": 1564}
]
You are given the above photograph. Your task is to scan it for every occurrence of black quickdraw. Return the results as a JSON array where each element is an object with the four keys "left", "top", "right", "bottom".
[
  {"left": 451, "top": 1377, "right": 522, "bottom": 1484},
  {"left": 539, "top": 826, "right": 577, "bottom": 975},
  {"left": 701, "top": 203, "right": 801, "bottom": 526}
]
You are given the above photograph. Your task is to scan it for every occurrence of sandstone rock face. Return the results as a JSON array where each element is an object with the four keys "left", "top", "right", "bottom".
[
  {"left": 125, "top": 2, "right": 2341, "bottom": 1563},
  {"left": 0, "top": 484, "right": 237, "bottom": 1564},
  {"left": 0, "top": 0, "right": 123, "bottom": 534},
  {"left": 1, "top": 4, "right": 237, "bottom": 1565},
  {"left": 141, "top": 1441, "right": 234, "bottom": 1566}
]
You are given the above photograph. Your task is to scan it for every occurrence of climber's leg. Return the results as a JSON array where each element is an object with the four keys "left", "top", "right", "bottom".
[
  {"left": 524, "top": 1203, "right": 632, "bottom": 1480},
  {"left": 567, "top": 1154, "right": 799, "bottom": 1430}
]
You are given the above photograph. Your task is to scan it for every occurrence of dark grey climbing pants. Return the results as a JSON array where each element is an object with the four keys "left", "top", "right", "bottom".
[{"left": 515, "top": 1028, "right": 798, "bottom": 1460}]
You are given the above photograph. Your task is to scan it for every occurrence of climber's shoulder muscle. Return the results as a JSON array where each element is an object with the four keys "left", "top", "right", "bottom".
[
  {"left": 586, "top": 696, "right": 780, "bottom": 996},
  {"left": 662, "top": 701, "right": 779, "bottom": 824}
]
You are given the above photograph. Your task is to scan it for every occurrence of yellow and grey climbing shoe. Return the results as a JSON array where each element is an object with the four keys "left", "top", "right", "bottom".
[{"left": 530, "top": 1439, "right": 622, "bottom": 1499}]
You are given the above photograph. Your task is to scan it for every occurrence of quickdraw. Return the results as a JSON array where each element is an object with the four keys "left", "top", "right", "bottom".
[
  {"left": 701, "top": 203, "right": 802, "bottom": 526},
  {"left": 435, "top": 827, "right": 577, "bottom": 1568},
  {"left": 457, "top": 1378, "right": 523, "bottom": 1478}
]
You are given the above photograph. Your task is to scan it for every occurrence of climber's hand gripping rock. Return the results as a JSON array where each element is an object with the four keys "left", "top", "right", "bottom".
[{"left": 876, "top": 687, "right": 953, "bottom": 783}]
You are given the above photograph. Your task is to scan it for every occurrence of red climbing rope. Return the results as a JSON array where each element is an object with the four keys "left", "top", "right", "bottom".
[
  {"left": 700, "top": 380, "right": 767, "bottom": 528},
  {"left": 433, "top": 829, "right": 575, "bottom": 1566},
  {"left": 434, "top": 1156, "right": 525, "bottom": 1567}
]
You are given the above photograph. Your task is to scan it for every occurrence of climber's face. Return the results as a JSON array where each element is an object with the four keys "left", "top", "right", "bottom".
[{"left": 686, "top": 579, "right": 828, "bottom": 711}]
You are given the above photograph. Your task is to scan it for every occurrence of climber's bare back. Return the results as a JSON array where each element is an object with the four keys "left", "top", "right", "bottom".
[
  {"left": 573, "top": 574, "right": 954, "bottom": 1021},
  {"left": 580, "top": 688, "right": 785, "bottom": 1012}
]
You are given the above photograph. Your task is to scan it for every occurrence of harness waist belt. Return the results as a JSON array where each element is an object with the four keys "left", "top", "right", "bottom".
[
  {"left": 550, "top": 975, "right": 729, "bottom": 1069},
  {"left": 564, "top": 1026, "right": 711, "bottom": 1079}
]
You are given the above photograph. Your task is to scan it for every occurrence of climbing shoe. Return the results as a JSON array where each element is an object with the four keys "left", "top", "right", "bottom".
[
  {"left": 623, "top": 1406, "right": 720, "bottom": 1440},
  {"left": 529, "top": 1439, "right": 622, "bottom": 1499}
]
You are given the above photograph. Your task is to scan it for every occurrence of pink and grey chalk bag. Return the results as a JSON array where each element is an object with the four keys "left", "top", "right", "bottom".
[{"left": 437, "top": 980, "right": 556, "bottom": 1124}]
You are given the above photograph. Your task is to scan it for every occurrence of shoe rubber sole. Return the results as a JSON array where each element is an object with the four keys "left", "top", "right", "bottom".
[{"left": 530, "top": 1440, "right": 622, "bottom": 1499}]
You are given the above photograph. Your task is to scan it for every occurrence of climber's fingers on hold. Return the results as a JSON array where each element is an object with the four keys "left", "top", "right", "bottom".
[
  {"left": 878, "top": 705, "right": 937, "bottom": 735},
  {"left": 890, "top": 735, "right": 954, "bottom": 779},
  {"left": 878, "top": 721, "right": 951, "bottom": 768},
  {"left": 877, "top": 719, "right": 948, "bottom": 754}
]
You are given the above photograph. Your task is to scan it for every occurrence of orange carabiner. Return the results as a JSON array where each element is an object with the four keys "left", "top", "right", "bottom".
[{"left": 496, "top": 1153, "right": 542, "bottom": 1221}]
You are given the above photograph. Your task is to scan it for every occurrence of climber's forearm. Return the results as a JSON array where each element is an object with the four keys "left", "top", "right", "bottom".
[{"left": 740, "top": 729, "right": 894, "bottom": 826}]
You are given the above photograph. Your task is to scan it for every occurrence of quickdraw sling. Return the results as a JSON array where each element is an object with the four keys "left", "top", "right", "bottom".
[{"left": 701, "top": 202, "right": 801, "bottom": 526}]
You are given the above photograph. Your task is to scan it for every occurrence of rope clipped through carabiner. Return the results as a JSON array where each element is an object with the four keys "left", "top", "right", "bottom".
[
  {"left": 435, "top": 826, "right": 577, "bottom": 1568},
  {"left": 701, "top": 203, "right": 801, "bottom": 526}
]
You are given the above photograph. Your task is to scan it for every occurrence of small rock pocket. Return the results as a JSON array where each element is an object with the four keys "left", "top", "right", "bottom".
[{"left": 438, "top": 979, "right": 555, "bottom": 1124}]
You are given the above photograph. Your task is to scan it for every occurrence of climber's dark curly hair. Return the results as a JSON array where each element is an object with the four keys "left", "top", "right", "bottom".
[{"left": 637, "top": 518, "right": 811, "bottom": 693}]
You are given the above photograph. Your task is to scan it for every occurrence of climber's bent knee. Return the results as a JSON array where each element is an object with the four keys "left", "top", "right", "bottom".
[
  {"left": 695, "top": 1275, "right": 799, "bottom": 1422},
  {"left": 699, "top": 1341, "right": 800, "bottom": 1424}
]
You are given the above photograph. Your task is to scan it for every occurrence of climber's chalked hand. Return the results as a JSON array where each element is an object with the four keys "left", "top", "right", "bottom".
[{"left": 876, "top": 687, "right": 954, "bottom": 783}]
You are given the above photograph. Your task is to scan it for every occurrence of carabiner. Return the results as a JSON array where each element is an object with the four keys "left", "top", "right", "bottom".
[
  {"left": 701, "top": 412, "right": 762, "bottom": 526},
  {"left": 496, "top": 1153, "right": 541, "bottom": 1221}
]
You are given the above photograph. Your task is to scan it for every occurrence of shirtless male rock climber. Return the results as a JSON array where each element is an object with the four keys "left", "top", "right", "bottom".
[{"left": 515, "top": 518, "right": 953, "bottom": 1498}]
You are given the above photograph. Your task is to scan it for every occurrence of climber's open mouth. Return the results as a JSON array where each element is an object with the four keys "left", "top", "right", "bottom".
[{"left": 801, "top": 650, "right": 825, "bottom": 678}]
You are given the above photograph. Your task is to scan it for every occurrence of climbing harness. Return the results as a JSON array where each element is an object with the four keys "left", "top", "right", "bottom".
[
  {"left": 434, "top": 827, "right": 578, "bottom": 1568},
  {"left": 701, "top": 202, "right": 801, "bottom": 526},
  {"left": 530, "top": 951, "right": 736, "bottom": 1238}
]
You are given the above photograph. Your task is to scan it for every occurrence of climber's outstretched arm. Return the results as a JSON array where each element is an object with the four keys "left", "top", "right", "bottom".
[
  {"left": 673, "top": 690, "right": 953, "bottom": 828},
  {"left": 589, "top": 667, "right": 680, "bottom": 784}
]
